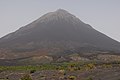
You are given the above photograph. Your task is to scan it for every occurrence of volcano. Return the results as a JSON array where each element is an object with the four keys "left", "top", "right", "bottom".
[{"left": 0, "top": 9, "right": 120, "bottom": 59}]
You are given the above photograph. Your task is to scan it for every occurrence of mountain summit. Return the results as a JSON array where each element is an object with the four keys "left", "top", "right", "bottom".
[
  {"left": 0, "top": 9, "right": 120, "bottom": 59},
  {"left": 38, "top": 9, "right": 82, "bottom": 24}
]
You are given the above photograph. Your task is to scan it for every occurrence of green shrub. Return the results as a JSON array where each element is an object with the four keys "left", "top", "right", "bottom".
[
  {"left": 68, "top": 75, "right": 76, "bottom": 80},
  {"left": 86, "top": 77, "right": 93, "bottom": 80},
  {"left": 21, "top": 74, "right": 32, "bottom": 80}
]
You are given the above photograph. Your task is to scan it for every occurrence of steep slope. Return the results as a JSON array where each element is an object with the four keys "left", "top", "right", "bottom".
[{"left": 0, "top": 9, "right": 120, "bottom": 58}]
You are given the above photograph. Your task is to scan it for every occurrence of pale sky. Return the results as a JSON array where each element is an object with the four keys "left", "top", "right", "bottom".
[{"left": 0, "top": 0, "right": 120, "bottom": 42}]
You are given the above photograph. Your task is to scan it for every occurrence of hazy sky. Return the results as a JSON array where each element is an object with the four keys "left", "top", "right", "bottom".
[{"left": 0, "top": 0, "right": 120, "bottom": 42}]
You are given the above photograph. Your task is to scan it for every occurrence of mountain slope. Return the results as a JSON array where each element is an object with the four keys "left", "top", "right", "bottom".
[{"left": 0, "top": 9, "right": 120, "bottom": 58}]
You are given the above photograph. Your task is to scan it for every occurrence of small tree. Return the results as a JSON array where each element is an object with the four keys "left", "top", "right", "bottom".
[{"left": 30, "top": 69, "right": 36, "bottom": 74}]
